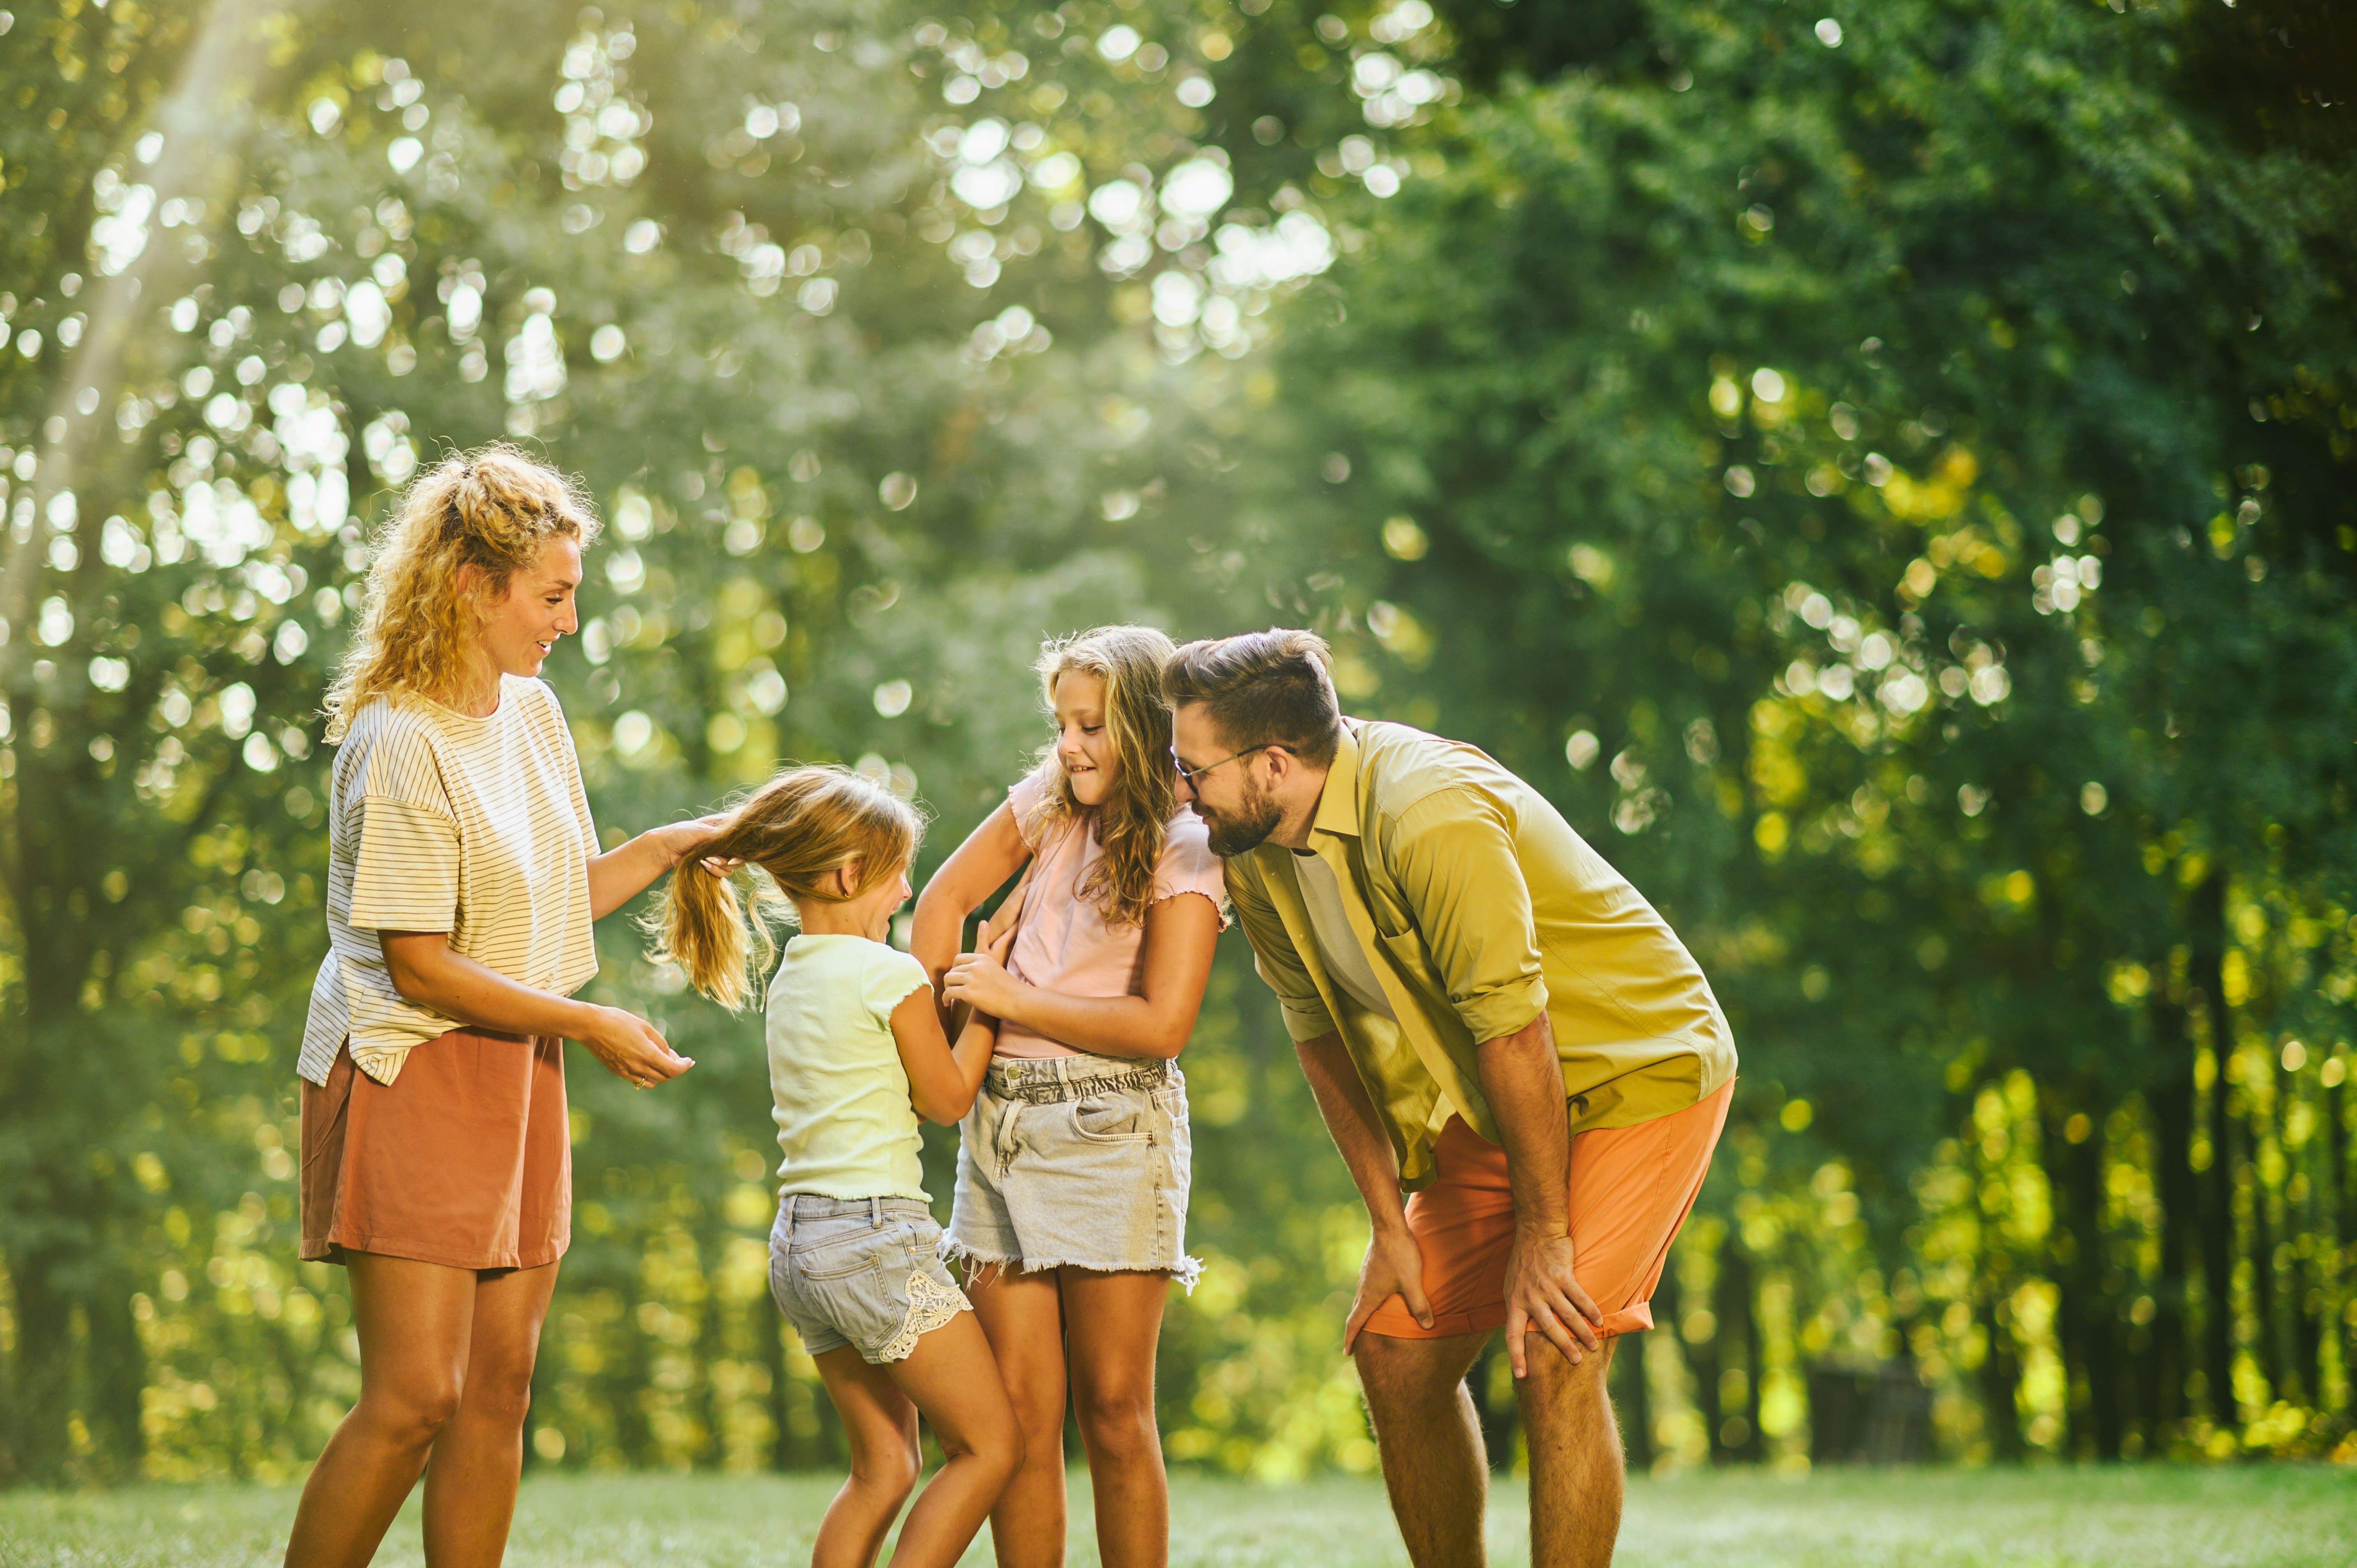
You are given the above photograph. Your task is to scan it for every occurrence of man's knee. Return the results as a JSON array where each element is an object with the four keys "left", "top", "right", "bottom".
[
  {"left": 1514, "top": 1333, "right": 1618, "bottom": 1430},
  {"left": 1353, "top": 1330, "right": 1481, "bottom": 1416}
]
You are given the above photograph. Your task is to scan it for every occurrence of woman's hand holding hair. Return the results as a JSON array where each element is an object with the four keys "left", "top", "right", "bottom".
[
  {"left": 588, "top": 812, "right": 735, "bottom": 919},
  {"left": 651, "top": 812, "right": 738, "bottom": 871}
]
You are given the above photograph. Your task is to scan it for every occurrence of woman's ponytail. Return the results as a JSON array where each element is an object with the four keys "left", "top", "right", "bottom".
[{"left": 645, "top": 766, "right": 927, "bottom": 1011}]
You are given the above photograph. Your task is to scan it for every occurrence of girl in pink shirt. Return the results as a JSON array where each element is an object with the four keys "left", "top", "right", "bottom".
[{"left": 912, "top": 624, "right": 1225, "bottom": 1568}]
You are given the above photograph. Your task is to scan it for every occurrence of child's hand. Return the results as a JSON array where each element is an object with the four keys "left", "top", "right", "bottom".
[{"left": 943, "top": 950, "right": 1022, "bottom": 1017}]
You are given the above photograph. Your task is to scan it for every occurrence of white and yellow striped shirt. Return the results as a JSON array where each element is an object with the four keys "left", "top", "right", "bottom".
[{"left": 298, "top": 677, "right": 599, "bottom": 1086}]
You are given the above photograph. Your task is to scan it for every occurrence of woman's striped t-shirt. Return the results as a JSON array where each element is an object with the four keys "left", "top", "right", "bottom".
[{"left": 297, "top": 678, "right": 599, "bottom": 1086}]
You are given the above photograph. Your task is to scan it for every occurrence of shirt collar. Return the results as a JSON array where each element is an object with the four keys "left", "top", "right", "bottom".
[{"left": 1309, "top": 719, "right": 1364, "bottom": 842}]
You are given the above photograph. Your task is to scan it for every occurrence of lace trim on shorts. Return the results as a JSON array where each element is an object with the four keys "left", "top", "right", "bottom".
[{"left": 877, "top": 1268, "right": 971, "bottom": 1363}]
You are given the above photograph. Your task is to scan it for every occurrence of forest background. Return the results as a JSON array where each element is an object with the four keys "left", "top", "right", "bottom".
[{"left": 2, "top": 0, "right": 2355, "bottom": 1489}]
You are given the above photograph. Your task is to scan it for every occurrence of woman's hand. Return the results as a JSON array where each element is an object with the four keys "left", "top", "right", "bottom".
[
  {"left": 650, "top": 812, "right": 735, "bottom": 873},
  {"left": 578, "top": 1005, "right": 695, "bottom": 1089},
  {"left": 942, "top": 950, "right": 1025, "bottom": 1019},
  {"left": 589, "top": 813, "right": 736, "bottom": 919}
]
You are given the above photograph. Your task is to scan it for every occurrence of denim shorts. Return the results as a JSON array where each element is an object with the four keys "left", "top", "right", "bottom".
[
  {"left": 768, "top": 1195, "right": 972, "bottom": 1365},
  {"left": 944, "top": 1055, "right": 1199, "bottom": 1287}
]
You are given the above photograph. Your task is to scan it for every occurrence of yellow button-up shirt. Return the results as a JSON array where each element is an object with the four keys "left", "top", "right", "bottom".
[{"left": 1224, "top": 720, "right": 1737, "bottom": 1185}]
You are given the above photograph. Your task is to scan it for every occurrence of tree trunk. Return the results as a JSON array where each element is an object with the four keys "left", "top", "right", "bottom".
[
  {"left": 1686, "top": 1257, "right": 1724, "bottom": 1463},
  {"left": 1976, "top": 1255, "right": 2027, "bottom": 1460},
  {"left": 1712, "top": 1239, "right": 1763, "bottom": 1462},
  {"left": 1613, "top": 1321, "right": 1654, "bottom": 1471},
  {"left": 2187, "top": 873, "right": 2240, "bottom": 1429},
  {"left": 2334, "top": 1074, "right": 2355, "bottom": 1427},
  {"left": 4, "top": 1247, "right": 76, "bottom": 1485},
  {"left": 2051, "top": 1109, "right": 2124, "bottom": 1459},
  {"left": 86, "top": 1267, "right": 147, "bottom": 1481},
  {"left": 2147, "top": 995, "right": 2201, "bottom": 1441}
]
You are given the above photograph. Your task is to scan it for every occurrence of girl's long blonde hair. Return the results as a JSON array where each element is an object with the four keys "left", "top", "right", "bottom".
[
  {"left": 650, "top": 766, "right": 927, "bottom": 1011},
  {"left": 322, "top": 444, "right": 600, "bottom": 741},
  {"left": 1029, "top": 624, "right": 1180, "bottom": 929}
]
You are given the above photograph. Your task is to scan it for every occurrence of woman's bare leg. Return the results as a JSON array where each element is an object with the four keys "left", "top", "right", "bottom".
[
  {"left": 811, "top": 1348, "right": 924, "bottom": 1568},
  {"left": 281, "top": 1254, "right": 478, "bottom": 1568},
  {"left": 875, "top": 1311, "right": 1025, "bottom": 1568},
  {"left": 420, "top": 1261, "right": 561, "bottom": 1568},
  {"left": 1060, "top": 1271, "right": 1173, "bottom": 1568},
  {"left": 966, "top": 1265, "right": 1071, "bottom": 1568}
]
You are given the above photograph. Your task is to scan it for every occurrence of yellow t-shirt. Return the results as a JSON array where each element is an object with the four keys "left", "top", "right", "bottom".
[{"left": 765, "top": 934, "right": 935, "bottom": 1201}]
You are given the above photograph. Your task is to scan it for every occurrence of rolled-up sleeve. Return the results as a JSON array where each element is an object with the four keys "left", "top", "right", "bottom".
[
  {"left": 1385, "top": 789, "right": 1548, "bottom": 1044},
  {"left": 1223, "top": 855, "right": 1339, "bottom": 1042}
]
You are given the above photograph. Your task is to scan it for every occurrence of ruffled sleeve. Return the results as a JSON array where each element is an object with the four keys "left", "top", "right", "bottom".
[
  {"left": 1006, "top": 767, "right": 1050, "bottom": 851},
  {"left": 862, "top": 946, "right": 933, "bottom": 1029},
  {"left": 1154, "top": 810, "right": 1232, "bottom": 929}
]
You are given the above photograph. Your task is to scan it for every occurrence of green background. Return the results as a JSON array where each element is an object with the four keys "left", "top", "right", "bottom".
[{"left": 1, "top": 0, "right": 2353, "bottom": 1490}]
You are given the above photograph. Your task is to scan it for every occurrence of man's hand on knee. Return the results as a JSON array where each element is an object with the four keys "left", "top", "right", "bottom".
[
  {"left": 1344, "top": 1224, "right": 1434, "bottom": 1354},
  {"left": 1500, "top": 1229, "right": 1602, "bottom": 1377}
]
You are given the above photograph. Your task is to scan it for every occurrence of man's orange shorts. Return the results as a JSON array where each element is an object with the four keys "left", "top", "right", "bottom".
[{"left": 1361, "top": 1079, "right": 1733, "bottom": 1341}]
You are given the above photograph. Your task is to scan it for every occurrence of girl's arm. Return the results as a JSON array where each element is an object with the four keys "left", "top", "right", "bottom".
[
  {"left": 889, "top": 986, "right": 998, "bottom": 1124},
  {"left": 909, "top": 801, "right": 1031, "bottom": 991},
  {"left": 588, "top": 813, "right": 731, "bottom": 919},
  {"left": 941, "top": 891, "right": 1221, "bottom": 1060}
]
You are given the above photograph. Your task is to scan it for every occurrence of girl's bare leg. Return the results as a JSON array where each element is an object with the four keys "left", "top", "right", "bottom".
[
  {"left": 874, "top": 1311, "right": 1025, "bottom": 1568},
  {"left": 281, "top": 1254, "right": 479, "bottom": 1568},
  {"left": 965, "top": 1266, "right": 1071, "bottom": 1568},
  {"left": 1060, "top": 1270, "right": 1173, "bottom": 1568},
  {"left": 420, "top": 1260, "right": 561, "bottom": 1568},
  {"left": 811, "top": 1348, "right": 924, "bottom": 1568}
]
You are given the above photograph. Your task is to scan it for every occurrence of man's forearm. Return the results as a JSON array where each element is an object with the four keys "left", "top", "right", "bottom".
[
  {"left": 1475, "top": 1012, "right": 1571, "bottom": 1236},
  {"left": 1294, "top": 1030, "right": 1412, "bottom": 1235}
]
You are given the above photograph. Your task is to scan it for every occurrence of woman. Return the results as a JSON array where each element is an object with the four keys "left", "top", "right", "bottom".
[
  {"left": 912, "top": 625, "right": 1225, "bottom": 1568},
  {"left": 284, "top": 445, "right": 713, "bottom": 1568}
]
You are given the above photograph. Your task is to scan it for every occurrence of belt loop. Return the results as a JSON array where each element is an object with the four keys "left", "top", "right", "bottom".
[
  {"left": 869, "top": 1196, "right": 883, "bottom": 1229},
  {"left": 780, "top": 1194, "right": 797, "bottom": 1248}
]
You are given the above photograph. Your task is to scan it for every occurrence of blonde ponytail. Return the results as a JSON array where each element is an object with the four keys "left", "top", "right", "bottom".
[{"left": 649, "top": 767, "right": 927, "bottom": 1010}]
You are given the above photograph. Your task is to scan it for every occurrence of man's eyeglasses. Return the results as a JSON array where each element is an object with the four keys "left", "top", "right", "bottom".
[{"left": 1170, "top": 742, "right": 1291, "bottom": 790}]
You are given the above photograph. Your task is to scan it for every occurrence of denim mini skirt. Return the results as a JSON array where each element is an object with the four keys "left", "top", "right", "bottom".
[
  {"left": 768, "top": 1194, "right": 971, "bottom": 1365},
  {"left": 944, "top": 1054, "right": 1199, "bottom": 1288}
]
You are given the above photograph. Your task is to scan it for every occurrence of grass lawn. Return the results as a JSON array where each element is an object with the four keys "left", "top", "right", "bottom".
[{"left": 0, "top": 1464, "right": 2350, "bottom": 1567}]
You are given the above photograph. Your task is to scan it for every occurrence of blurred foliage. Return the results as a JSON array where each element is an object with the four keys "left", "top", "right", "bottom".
[{"left": 1, "top": 0, "right": 2354, "bottom": 1489}]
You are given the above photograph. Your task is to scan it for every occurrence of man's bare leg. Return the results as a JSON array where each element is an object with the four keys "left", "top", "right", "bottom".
[
  {"left": 1352, "top": 1330, "right": 1489, "bottom": 1568},
  {"left": 1518, "top": 1334, "right": 1622, "bottom": 1568}
]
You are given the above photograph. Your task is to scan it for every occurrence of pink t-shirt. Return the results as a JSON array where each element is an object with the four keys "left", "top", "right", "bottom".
[{"left": 995, "top": 770, "right": 1229, "bottom": 1058}]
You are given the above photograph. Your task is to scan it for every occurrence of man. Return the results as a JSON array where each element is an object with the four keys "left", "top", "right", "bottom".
[{"left": 1162, "top": 629, "right": 1735, "bottom": 1568}]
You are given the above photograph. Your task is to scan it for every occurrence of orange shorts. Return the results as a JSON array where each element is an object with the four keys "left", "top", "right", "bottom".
[{"left": 1362, "top": 1079, "right": 1732, "bottom": 1341}]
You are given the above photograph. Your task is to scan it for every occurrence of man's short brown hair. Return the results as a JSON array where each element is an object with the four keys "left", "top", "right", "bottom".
[{"left": 1161, "top": 628, "right": 1344, "bottom": 767}]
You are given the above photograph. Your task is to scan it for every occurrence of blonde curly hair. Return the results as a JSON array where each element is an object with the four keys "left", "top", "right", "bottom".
[{"left": 322, "top": 444, "right": 600, "bottom": 741}]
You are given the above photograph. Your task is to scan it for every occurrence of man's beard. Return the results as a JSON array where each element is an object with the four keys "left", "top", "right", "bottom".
[{"left": 1198, "top": 774, "right": 1283, "bottom": 857}]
